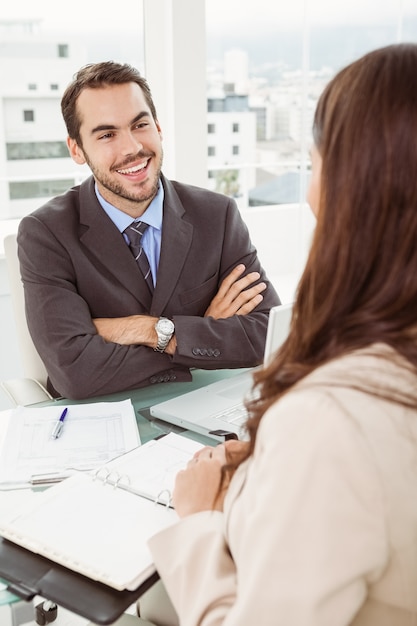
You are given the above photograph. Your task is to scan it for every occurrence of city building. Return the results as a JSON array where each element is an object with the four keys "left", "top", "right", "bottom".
[
  {"left": 207, "top": 92, "right": 257, "bottom": 205},
  {"left": 0, "top": 19, "right": 88, "bottom": 219}
]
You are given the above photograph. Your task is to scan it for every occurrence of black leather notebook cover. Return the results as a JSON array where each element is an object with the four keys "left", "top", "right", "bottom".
[{"left": 0, "top": 537, "right": 159, "bottom": 624}]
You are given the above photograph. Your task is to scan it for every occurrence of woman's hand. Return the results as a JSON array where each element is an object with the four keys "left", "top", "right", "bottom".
[{"left": 173, "top": 440, "right": 250, "bottom": 518}]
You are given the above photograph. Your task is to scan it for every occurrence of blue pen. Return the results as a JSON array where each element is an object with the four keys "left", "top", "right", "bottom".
[{"left": 51, "top": 407, "right": 68, "bottom": 440}]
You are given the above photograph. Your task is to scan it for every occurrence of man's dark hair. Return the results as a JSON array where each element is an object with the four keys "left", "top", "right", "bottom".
[{"left": 61, "top": 61, "right": 158, "bottom": 144}]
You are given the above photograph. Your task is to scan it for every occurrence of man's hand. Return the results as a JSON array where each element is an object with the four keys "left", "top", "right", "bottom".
[{"left": 205, "top": 264, "right": 266, "bottom": 319}]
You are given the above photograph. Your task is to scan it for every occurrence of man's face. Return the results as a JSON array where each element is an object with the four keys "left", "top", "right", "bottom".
[{"left": 68, "top": 82, "right": 163, "bottom": 217}]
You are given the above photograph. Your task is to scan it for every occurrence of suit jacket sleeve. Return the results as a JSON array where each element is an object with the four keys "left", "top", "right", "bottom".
[
  {"left": 17, "top": 177, "right": 280, "bottom": 399},
  {"left": 17, "top": 212, "right": 185, "bottom": 399},
  {"left": 169, "top": 190, "right": 281, "bottom": 369}
]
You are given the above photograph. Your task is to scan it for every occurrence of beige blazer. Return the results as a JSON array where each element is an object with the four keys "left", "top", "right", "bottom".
[{"left": 149, "top": 345, "right": 417, "bottom": 626}]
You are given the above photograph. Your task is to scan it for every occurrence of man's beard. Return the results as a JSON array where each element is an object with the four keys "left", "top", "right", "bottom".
[{"left": 84, "top": 149, "right": 163, "bottom": 205}]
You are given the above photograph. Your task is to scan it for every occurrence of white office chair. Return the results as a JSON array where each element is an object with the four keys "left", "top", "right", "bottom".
[{"left": 1, "top": 233, "right": 53, "bottom": 406}]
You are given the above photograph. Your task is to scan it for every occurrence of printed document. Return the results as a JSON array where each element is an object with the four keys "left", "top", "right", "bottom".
[{"left": 0, "top": 399, "right": 140, "bottom": 489}]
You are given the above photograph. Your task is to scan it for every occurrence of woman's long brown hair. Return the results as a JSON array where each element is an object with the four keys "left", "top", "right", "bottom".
[{"left": 236, "top": 43, "right": 417, "bottom": 467}]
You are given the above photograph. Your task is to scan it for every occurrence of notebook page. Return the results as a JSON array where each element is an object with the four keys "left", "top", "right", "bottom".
[
  {"left": 103, "top": 432, "right": 204, "bottom": 504},
  {"left": 0, "top": 471, "right": 177, "bottom": 591},
  {"left": 0, "top": 433, "right": 204, "bottom": 590}
]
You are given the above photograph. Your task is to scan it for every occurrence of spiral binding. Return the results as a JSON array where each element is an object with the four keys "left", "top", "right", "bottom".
[{"left": 92, "top": 466, "right": 172, "bottom": 507}]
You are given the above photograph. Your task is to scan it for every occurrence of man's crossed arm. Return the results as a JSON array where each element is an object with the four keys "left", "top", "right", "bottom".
[{"left": 93, "top": 264, "right": 267, "bottom": 355}]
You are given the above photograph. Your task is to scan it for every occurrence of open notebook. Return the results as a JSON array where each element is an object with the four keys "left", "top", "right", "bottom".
[
  {"left": 150, "top": 303, "right": 293, "bottom": 440},
  {"left": 0, "top": 433, "right": 203, "bottom": 601}
]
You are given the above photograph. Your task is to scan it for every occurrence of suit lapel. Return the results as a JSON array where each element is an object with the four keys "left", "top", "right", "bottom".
[
  {"left": 151, "top": 177, "right": 193, "bottom": 315},
  {"left": 78, "top": 178, "right": 153, "bottom": 310}
]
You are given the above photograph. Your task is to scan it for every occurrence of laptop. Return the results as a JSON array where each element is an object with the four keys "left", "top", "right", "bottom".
[{"left": 150, "top": 303, "right": 293, "bottom": 440}]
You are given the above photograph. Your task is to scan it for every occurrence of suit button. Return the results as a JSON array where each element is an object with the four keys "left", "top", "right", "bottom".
[
  {"left": 207, "top": 348, "right": 214, "bottom": 356},
  {"left": 163, "top": 374, "right": 171, "bottom": 382},
  {"left": 192, "top": 348, "right": 200, "bottom": 355},
  {"left": 149, "top": 376, "right": 157, "bottom": 384},
  {"left": 170, "top": 374, "right": 177, "bottom": 381},
  {"left": 213, "top": 349, "right": 220, "bottom": 357}
]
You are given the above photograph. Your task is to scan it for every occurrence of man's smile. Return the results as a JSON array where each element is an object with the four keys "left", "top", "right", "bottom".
[{"left": 116, "top": 159, "right": 150, "bottom": 175}]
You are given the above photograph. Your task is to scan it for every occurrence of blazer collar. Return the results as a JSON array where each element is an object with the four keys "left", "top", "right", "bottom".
[
  {"left": 78, "top": 177, "right": 153, "bottom": 309},
  {"left": 77, "top": 175, "right": 193, "bottom": 314},
  {"left": 150, "top": 174, "right": 193, "bottom": 315}
]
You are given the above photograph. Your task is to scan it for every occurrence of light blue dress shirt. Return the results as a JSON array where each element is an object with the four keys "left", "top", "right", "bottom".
[{"left": 95, "top": 182, "right": 163, "bottom": 286}]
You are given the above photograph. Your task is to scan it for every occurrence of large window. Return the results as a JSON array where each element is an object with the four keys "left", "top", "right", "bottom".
[
  {"left": 205, "top": 0, "right": 417, "bottom": 208},
  {"left": 9, "top": 179, "right": 75, "bottom": 200},
  {"left": 7, "top": 141, "right": 68, "bottom": 160},
  {"left": 2, "top": 0, "right": 416, "bottom": 396},
  {"left": 0, "top": 0, "right": 144, "bottom": 219},
  {"left": 1, "top": 0, "right": 417, "bottom": 221}
]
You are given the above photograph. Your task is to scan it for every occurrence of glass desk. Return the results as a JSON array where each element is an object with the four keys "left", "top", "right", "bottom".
[
  {"left": 0, "top": 580, "right": 19, "bottom": 605},
  {"left": 0, "top": 579, "right": 35, "bottom": 626},
  {"left": 34, "top": 367, "right": 250, "bottom": 445}
]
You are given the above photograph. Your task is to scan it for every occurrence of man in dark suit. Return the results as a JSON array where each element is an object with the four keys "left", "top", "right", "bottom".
[{"left": 17, "top": 62, "right": 280, "bottom": 400}]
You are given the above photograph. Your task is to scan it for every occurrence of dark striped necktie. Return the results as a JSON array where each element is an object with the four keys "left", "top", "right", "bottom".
[{"left": 124, "top": 221, "right": 154, "bottom": 293}]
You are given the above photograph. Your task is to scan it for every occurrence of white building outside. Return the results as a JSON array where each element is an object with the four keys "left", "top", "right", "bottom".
[{"left": 0, "top": 21, "right": 88, "bottom": 219}]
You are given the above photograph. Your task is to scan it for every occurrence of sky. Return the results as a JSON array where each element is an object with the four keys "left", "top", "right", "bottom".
[
  {"left": 1, "top": 0, "right": 415, "bottom": 72},
  {"left": 0, "top": 0, "right": 143, "bottom": 33},
  {"left": 1, "top": 0, "right": 415, "bottom": 34},
  {"left": 205, "top": 0, "right": 414, "bottom": 31}
]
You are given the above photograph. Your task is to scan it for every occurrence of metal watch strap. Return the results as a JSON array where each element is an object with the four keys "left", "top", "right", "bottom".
[{"left": 154, "top": 317, "right": 174, "bottom": 352}]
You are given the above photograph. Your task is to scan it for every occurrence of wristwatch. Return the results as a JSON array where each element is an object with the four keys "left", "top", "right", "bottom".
[{"left": 154, "top": 317, "right": 175, "bottom": 352}]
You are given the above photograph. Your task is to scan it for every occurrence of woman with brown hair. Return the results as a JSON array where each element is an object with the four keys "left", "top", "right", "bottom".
[{"left": 145, "top": 43, "right": 417, "bottom": 626}]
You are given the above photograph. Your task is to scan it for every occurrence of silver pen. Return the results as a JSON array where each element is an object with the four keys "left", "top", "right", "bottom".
[{"left": 51, "top": 407, "right": 68, "bottom": 439}]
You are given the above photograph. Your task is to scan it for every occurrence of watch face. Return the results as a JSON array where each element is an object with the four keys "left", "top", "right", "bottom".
[
  {"left": 155, "top": 318, "right": 174, "bottom": 352},
  {"left": 158, "top": 319, "right": 174, "bottom": 335}
]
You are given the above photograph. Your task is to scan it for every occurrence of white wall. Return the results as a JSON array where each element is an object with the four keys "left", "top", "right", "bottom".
[
  {"left": 240, "top": 203, "right": 315, "bottom": 304},
  {"left": 0, "top": 260, "right": 23, "bottom": 410},
  {"left": 0, "top": 220, "right": 25, "bottom": 409}
]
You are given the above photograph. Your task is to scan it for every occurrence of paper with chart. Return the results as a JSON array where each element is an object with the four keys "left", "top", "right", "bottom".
[{"left": 0, "top": 399, "right": 140, "bottom": 488}]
